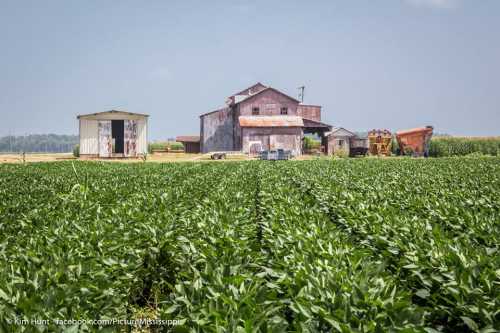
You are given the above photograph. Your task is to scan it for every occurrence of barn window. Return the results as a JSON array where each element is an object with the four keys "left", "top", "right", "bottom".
[
  {"left": 280, "top": 107, "right": 288, "bottom": 115},
  {"left": 252, "top": 107, "right": 260, "bottom": 115},
  {"left": 338, "top": 139, "right": 344, "bottom": 147}
]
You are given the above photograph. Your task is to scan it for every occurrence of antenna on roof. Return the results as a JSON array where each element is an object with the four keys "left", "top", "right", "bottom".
[{"left": 298, "top": 86, "right": 305, "bottom": 103}]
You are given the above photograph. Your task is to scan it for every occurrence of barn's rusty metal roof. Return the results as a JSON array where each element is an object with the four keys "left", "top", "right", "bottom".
[
  {"left": 176, "top": 136, "right": 200, "bottom": 143},
  {"left": 77, "top": 110, "right": 149, "bottom": 119},
  {"left": 239, "top": 116, "right": 304, "bottom": 127},
  {"left": 302, "top": 118, "right": 332, "bottom": 129},
  {"left": 396, "top": 126, "right": 434, "bottom": 136}
]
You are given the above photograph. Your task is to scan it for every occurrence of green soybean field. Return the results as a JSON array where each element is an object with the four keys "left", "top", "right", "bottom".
[{"left": 0, "top": 158, "right": 499, "bottom": 332}]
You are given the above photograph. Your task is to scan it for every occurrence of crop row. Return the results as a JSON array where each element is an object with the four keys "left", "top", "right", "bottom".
[
  {"left": 428, "top": 137, "right": 500, "bottom": 157},
  {"left": 0, "top": 158, "right": 499, "bottom": 332}
]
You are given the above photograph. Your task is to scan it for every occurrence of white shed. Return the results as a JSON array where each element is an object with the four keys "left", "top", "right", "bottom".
[{"left": 77, "top": 110, "right": 149, "bottom": 158}]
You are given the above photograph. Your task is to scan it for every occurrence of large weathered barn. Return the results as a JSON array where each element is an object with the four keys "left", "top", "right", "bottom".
[
  {"left": 77, "top": 110, "right": 148, "bottom": 158},
  {"left": 199, "top": 83, "right": 332, "bottom": 155}
]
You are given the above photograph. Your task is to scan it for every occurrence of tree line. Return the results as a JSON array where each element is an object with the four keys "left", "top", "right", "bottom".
[{"left": 0, "top": 134, "right": 78, "bottom": 153}]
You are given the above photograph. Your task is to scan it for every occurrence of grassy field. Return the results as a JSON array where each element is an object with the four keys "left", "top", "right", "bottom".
[{"left": 0, "top": 158, "right": 499, "bottom": 332}]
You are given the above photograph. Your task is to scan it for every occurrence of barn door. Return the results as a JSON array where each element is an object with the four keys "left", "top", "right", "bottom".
[
  {"left": 270, "top": 135, "right": 277, "bottom": 150},
  {"left": 248, "top": 141, "right": 263, "bottom": 154},
  {"left": 124, "top": 120, "right": 138, "bottom": 157},
  {"left": 98, "top": 121, "right": 112, "bottom": 157}
]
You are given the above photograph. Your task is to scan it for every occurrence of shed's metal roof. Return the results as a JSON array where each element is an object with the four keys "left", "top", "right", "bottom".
[
  {"left": 77, "top": 110, "right": 149, "bottom": 119},
  {"left": 239, "top": 116, "right": 304, "bottom": 127},
  {"left": 176, "top": 135, "right": 200, "bottom": 143},
  {"left": 325, "top": 127, "right": 356, "bottom": 137}
]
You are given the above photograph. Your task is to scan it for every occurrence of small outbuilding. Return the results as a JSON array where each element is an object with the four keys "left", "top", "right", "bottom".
[
  {"left": 176, "top": 136, "right": 201, "bottom": 153},
  {"left": 325, "top": 127, "right": 355, "bottom": 156},
  {"left": 77, "top": 110, "right": 148, "bottom": 158},
  {"left": 349, "top": 134, "right": 369, "bottom": 157}
]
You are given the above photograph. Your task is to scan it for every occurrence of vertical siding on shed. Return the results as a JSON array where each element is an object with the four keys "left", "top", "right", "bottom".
[
  {"left": 327, "top": 135, "right": 351, "bottom": 155},
  {"left": 137, "top": 118, "right": 148, "bottom": 154},
  {"left": 79, "top": 119, "right": 98, "bottom": 154}
]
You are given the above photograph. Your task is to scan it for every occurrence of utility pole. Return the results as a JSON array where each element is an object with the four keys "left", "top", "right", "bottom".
[{"left": 298, "top": 86, "right": 305, "bottom": 103}]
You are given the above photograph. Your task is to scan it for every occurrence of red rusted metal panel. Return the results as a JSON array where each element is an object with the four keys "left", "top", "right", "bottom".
[{"left": 396, "top": 126, "right": 434, "bottom": 157}]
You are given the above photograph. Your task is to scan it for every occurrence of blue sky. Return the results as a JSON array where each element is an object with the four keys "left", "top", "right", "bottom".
[{"left": 0, "top": 0, "right": 499, "bottom": 139}]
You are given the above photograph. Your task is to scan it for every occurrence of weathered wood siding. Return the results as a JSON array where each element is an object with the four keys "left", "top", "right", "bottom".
[
  {"left": 200, "top": 107, "right": 234, "bottom": 153},
  {"left": 234, "top": 90, "right": 301, "bottom": 151},
  {"left": 238, "top": 89, "right": 299, "bottom": 116},
  {"left": 327, "top": 135, "right": 351, "bottom": 155},
  {"left": 242, "top": 127, "right": 302, "bottom": 155},
  {"left": 297, "top": 105, "right": 321, "bottom": 121},
  {"left": 183, "top": 142, "right": 200, "bottom": 153}
]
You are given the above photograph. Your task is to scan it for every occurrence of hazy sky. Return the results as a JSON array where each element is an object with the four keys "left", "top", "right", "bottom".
[{"left": 1, "top": 0, "right": 499, "bottom": 139}]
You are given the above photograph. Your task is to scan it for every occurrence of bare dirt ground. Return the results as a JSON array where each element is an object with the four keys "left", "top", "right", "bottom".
[
  {"left": 0, "top": 153, "right": 76, "bottom": 163},
  {"left": 0, "top": 152, "right": 317, "bottom": 164}
]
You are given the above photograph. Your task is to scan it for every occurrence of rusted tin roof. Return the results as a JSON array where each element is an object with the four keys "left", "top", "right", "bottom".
[
  {"left": 239, "top": 116, "right": 304, "bottom": 127},
  {"left": 176, "top": 136, "right": 200, "bottom": 143},
  {"left": 302, "top": 118, "right": 332, "bottom": 129},
  {"left": 396, "top": 126, "right": 434, "bottom": 136}
]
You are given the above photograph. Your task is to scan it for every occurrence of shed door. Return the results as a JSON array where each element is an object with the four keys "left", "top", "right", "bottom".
[
  {"left": 124, "top": 120, "right": 138, "bottom": 157},
  {"left": 111, "top": 120, "right": 124, "bottom": 154},
  {"left": 98, "top": 121, "right": 112, "bottom": 157}
]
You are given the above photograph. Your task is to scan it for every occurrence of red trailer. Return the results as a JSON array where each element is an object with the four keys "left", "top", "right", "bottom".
[{"left": 396, "top": 126, "right": 434, "bottom": 157}]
